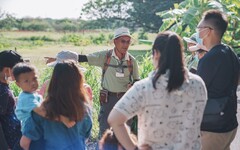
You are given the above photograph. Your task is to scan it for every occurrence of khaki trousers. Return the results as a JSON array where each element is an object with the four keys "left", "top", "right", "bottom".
[{"left": 201, "top": 128, "right": 237, "bottom": 150}]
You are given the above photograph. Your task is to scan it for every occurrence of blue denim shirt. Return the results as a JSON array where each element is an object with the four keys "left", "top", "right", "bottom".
[{"left": 23, "top": 106, "right": 92, "bottom": 150}]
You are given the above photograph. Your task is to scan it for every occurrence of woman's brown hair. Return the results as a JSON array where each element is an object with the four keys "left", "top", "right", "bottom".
[{"left": 43, "top": 60, "right": 88, "bottom": 121}]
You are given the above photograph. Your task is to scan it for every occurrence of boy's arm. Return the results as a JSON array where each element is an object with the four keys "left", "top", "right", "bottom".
[
  {"left": 38, "top": 79, "right": 49, "bottom": 97},
  {"left": 84, "top": 84, "right": 93, "bottom": 105},
  {"left": 20, "top": 135, "right": 31, "bottom": 150}
]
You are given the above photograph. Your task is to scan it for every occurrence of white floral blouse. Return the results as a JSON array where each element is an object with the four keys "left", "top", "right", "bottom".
[{"left": 114, "top": 70, "right": 207, "bottom": 150}]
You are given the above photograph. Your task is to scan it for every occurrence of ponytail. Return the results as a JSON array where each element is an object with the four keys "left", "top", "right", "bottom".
[{"left": 152, "top": 31, "right": 185, "bottom": 92}]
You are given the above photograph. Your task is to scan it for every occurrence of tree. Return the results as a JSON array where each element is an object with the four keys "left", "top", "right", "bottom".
[
  {"left": 157, "top": 0, "right": 240, "bottom": 52},
  {"left": 0, "top": 9, "right": 4, "bottom": 19},
  {"left": 80, "top": 0, "right": 183, "bottom": 32},
  {"left": 127, "top": 0, "right": 183, "bottom": 32},
  {"left": 0, "top": 14, "right": 18, "bottom": 30},
  {"left": 18, "top": 18, "right": 52, "bottom": 31}
]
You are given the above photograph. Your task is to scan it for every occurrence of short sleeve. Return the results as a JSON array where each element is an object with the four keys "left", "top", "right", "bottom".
[
  {"left": 15, "top": 93, "right": 42, "bottom": 122},
  {"left": 22, "top": 111, "right": 43, "bottom": 141},
  {"left": 114, "top": 81, "right": 145, "bottom": 119},
  {"left": 199, "top": 78, "right": 208, "bottom": 101},
  {"left": 86, "top": 51, "right": 107, "bottom": 68}
]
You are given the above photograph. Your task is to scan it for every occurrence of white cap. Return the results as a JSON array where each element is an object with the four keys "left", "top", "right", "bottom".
[
  {"left": 113, "top": 27, "right": 131, "bottom": 39},
  {"left": 47, "top": 50, "right": 86, "bottom": 72}
]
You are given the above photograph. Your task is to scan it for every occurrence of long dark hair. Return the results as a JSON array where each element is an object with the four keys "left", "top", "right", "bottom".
[
  {"left": 152, "top": 31, "right": 185, "bottom": 92},
  {"left": 44, "top": 60, "right": 88, "bottom": 121}
]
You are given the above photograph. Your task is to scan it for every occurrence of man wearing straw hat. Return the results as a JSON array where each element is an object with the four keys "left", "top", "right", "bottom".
[{"left": 77, "top": 27, "right": 140, "bottom": 136}]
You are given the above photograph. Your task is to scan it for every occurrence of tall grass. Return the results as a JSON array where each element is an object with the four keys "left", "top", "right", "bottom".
[
  {"left": 82, "top": 65, "right": 102, "bottom": 140},
  {"left": 138, "top": 51, "right": 153, "bottom": 79}
]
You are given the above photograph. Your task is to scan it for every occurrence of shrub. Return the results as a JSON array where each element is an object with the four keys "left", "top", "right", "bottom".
[
  {"left": 138, "top": 30, "right": 148, "bottom": 40},
  {"left": 18, "top": 36, "right": 55, "bottom": 42},
  {"left": 9, "top": 82, "right": 21, "bottom": 97},
  {"left": 138, "top": 51, "right": 153, "bottom": 79}
]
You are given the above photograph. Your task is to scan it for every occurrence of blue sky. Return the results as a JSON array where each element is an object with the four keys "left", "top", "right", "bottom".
[{"left": 0, "top": 0, "right": 88, "bottom": 19}]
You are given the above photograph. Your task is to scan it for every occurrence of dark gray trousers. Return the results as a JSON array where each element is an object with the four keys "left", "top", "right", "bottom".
[
  {"left": 98, "top": 94, "right": 119, "bottom": 137},
  {"left": 98, "top": 94, "right": 132, "bottom": 137}
]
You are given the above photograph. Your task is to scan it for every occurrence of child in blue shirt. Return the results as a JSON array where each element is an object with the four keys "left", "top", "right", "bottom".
[{"left": 13, "top": 63, "right": 43, "bottom": 131}]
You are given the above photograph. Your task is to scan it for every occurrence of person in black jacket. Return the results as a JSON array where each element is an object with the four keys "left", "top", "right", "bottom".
[
  {"left": 0, "top": 50, "right": 23, "bottom": 150},
  {"left": 196, "top": 10, "right": 240, "bottom": 150}
]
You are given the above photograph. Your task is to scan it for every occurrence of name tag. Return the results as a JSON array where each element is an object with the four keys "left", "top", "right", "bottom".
[{"left": 116, "top": 72, "right": 124, "bottom": 77}]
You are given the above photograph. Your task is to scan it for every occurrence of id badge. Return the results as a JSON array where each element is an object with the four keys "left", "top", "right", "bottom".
[
  {"left": 116, "top": 66, "right": 124, "bottom": 77},
  {"left": 116, "top": 72, "right": 124, "bottom": 77}
]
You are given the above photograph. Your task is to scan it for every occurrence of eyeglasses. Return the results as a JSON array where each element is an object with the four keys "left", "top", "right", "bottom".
[
  {"left": 196, "top": 26, "right": 213, "bottom": 30},
  {"left": 118, "top": 39, "right": 131, "bottom": 45}
]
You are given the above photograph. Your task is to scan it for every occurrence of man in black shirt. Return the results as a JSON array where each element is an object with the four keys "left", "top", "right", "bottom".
[{"left": 196, "top": 10, "right": 239, "bottom": 150}]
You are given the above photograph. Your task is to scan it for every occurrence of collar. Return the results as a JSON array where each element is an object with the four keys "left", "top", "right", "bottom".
[
  {"left": 112, "top": 49, "right": 130, "bottom": 61},
  {"left": 150, "top": 68, "right": 189, "bottom": 96},
  {"left": 150, "top": 68, "right": 190, "bottom": 85}
]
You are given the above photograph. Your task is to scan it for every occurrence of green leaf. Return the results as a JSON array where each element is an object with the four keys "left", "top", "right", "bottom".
[
  {"left": 159, "top": 18, "right": 175, "bottom": 31},
  {"left": 207, "top": 1, "right": 223, "bottom": 11},
  {"left": 182, "top": 7, "right": 198, "bottom": 24}
]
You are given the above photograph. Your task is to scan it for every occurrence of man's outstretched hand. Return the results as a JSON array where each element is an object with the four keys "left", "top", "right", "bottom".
[{"left": 44, "top": 57, "right": 56, "bottom": 64}]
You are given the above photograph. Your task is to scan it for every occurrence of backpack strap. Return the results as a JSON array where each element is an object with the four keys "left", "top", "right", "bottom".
[
  {"left": 103, "top": 49, "right": 112, "bottom": 76},
  {"left": 127, "top": 55, "right": 133, "bottom": 84},
  {"left": 101, "top": 49, "right": 112, "bottom": 87},
  {"left": 101, "top": 49, "right": 134, "bottom": 88}
]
